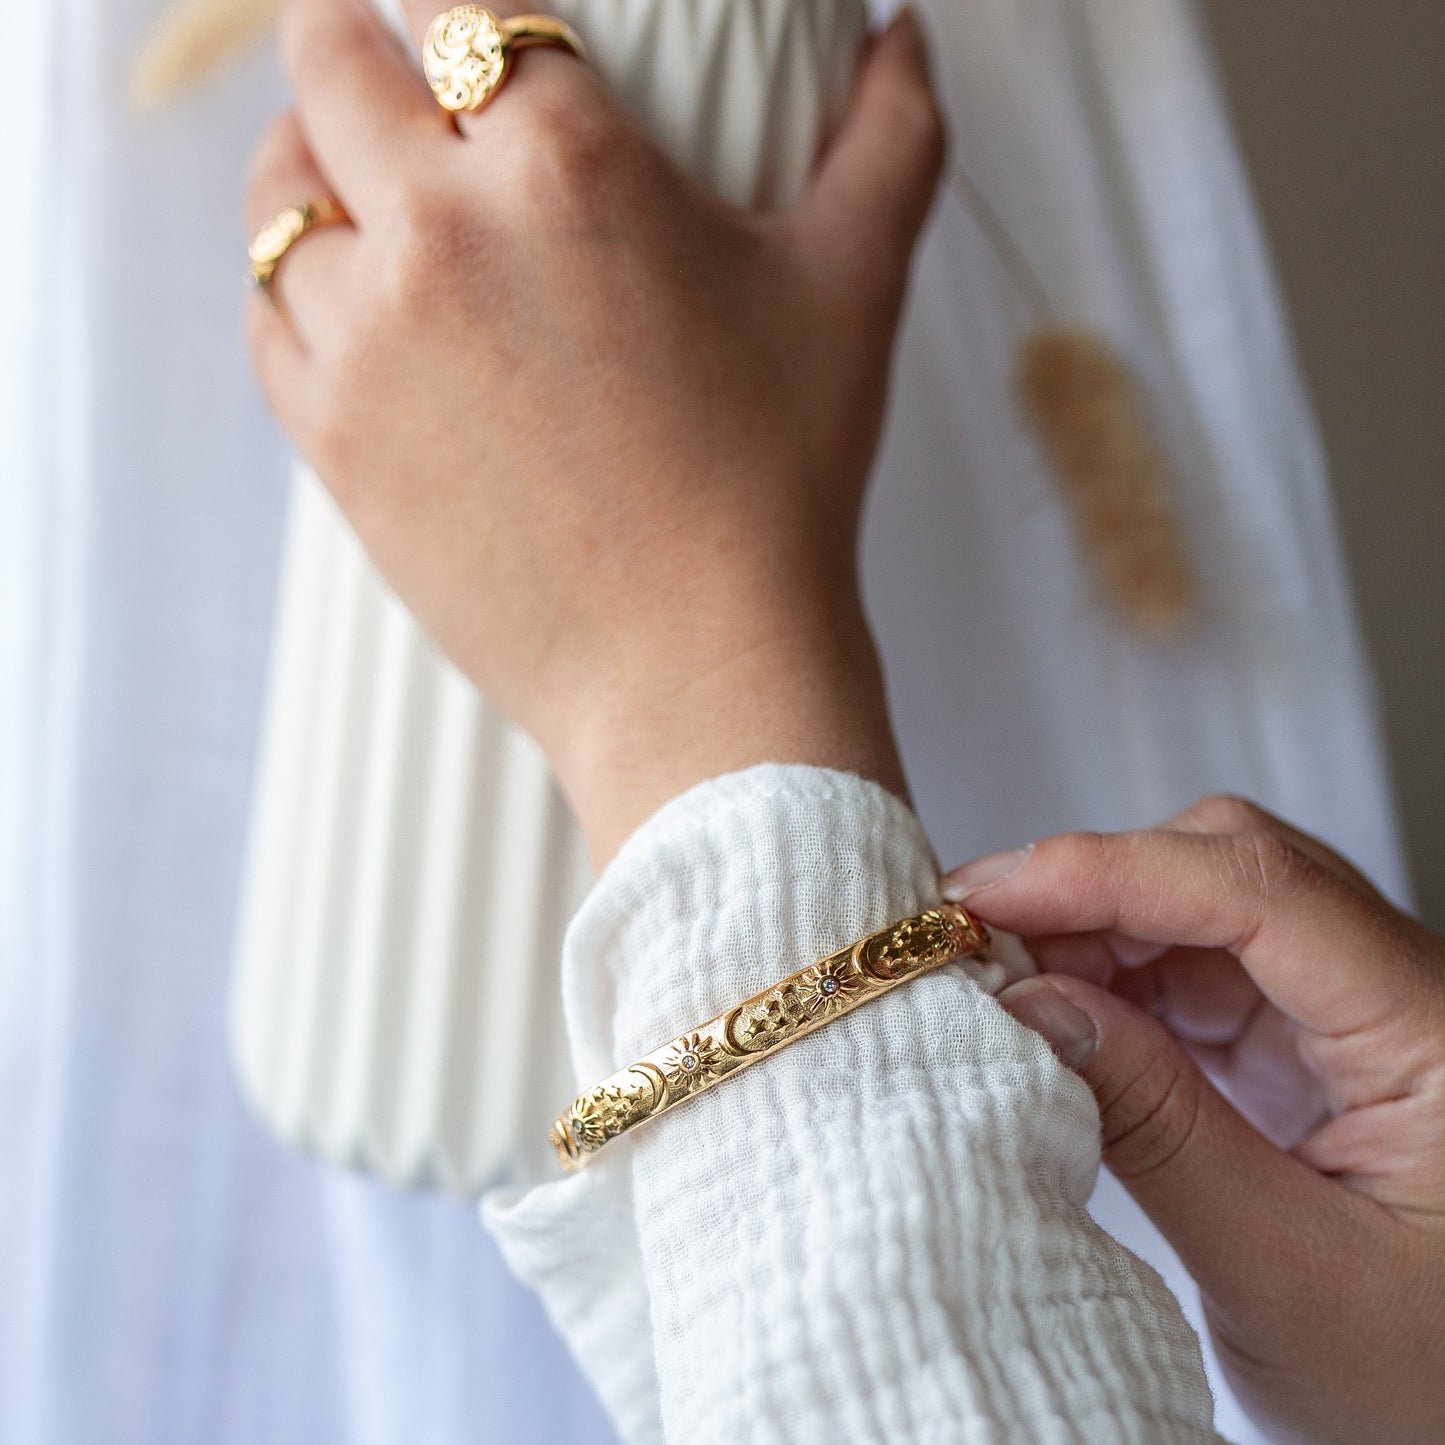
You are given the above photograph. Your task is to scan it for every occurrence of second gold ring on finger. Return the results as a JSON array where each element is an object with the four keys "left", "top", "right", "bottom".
[{"left": 248, "top": 196, "right": 349, "bottom": 304}]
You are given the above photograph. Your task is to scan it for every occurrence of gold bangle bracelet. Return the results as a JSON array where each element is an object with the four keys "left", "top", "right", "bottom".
[{"left": 550, "top": 904, "right": 990, "bottom": 1172}]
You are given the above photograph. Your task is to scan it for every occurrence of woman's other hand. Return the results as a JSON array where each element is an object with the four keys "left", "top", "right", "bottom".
[
  {"left": 945, "top": 796, "right": 1445, "bottom": 1445},
  {"left": 245, "top": 0, "right": 946, "bottom": 862}
]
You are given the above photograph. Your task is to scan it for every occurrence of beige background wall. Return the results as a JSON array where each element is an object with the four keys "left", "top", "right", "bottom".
[{"left": 1200, "top": 1, "right": 1443, "bottom": 925}]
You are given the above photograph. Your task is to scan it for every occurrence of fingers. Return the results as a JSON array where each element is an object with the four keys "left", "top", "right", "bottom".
[
  {"left": 1027, "top": 926, "right": 1333, "bottom": 1146},
  {"left": 1203, "top": 996, "right": 1331, "bottom": 1147},
  {"left": 997, "top": 973, "right": 1359, "bottom": 1332},
  {"left": 1126, "top": 945, "right": 1263, "bottom": 1044},
  {"left": 1020, "top": 794, "right": 1379, "bottom": 1070},
  {"left": 280, "top": 0, "right": 448, "bottom": 213},
  {"left": 1158, "top": 793, "right": 1383, "bottom": 899},
  {"left": 245, "top": 111, "right": 358, "bottom": 346},
  {"left": 1022, "top": 795, "right": 1381, "bottom": 981},
  {"left": 945, "top": 824, "right": 1419, "bottom": 1039},
  {"left": 1028, "top": 931, "right": 1261, "bottom": 1040},
  {"left": 800, "top": 7, "right": 947, "bottom": 293},
  {"left": 245, "top": 294, "right": 316, "bottom": 447}
]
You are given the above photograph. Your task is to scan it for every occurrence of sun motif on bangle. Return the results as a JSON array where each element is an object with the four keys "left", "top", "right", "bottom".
[
  {"left": 797, "top": 958, "right": 867, "bottom": 1019},
  {"left": 564, "top": 1084, "right": 633, "bottom": 1151},
  {"left": 662, "top": 1033, "right": 722, "bottom": 1100}
]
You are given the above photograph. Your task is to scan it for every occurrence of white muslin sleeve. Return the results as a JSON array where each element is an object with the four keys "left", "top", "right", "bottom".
[{"left": 484, "top": 765, "right": 1224, "bottom": 1444}]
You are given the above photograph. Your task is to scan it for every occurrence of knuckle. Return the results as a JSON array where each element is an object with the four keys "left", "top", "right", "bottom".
[
  {"left": 1050, "top": 829, "right": 1112, "bottom": 864},
  {"left": 307, "top": 391, "right": 364, "bottom": 504},
  {"left": 242, "top": 295, "right": 276, "bottom": 366},
  {"left": 303, "top": 343, "right": 371, "bottom": 480},
  {"left": 246, "top": 112, "right": 299, "bottom": 184},
  {"left": 518, "top": 98, "right": 628, "bottom": 215},
  {"left": 1036, "top": 829, "right": 1116, "bottom": 894},
  {"left": 1238, "top": 830, "right": 1314, "bottom": 897},
  {"left": 280, "top": 0, "right": 370, "bottom": 87},
  {"left": 909, "top": 89, "right": 949, "bottom": 173},
  {"left": 1190, "top": 793, "right": 1272, "bottom": 835},
  {"left": 1226, "top": 832, "right": 1319, "bottom": 945},
  {"left": 883, "top": 79, "right": 949, "bottom": 178},
  {"left": 244, "top": 111, "right": 308, "bottom": 223},
  {"left": 1079, "top": 828, "right": 1125, "bottom": 882},
  {"left": 1097, "top": 1042, "right": 1203, "bottom": 1182},
  {"left": 1015, "top": 830, "right": 1124, "bottom": 923},
  {"left": 384, "top": 187, "right": 483, "bottom": 307}
]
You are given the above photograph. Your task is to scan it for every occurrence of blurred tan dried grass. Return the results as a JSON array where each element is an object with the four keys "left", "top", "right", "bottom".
[
  {"left": 1017, "top": 327, "right": 1196, "bottom": 637},
  {"left": 947, "top": 170, "right": 1197, "bottom": 637},
  {"left": 131, "top": 0, "right": 279, "bottom": 110}
]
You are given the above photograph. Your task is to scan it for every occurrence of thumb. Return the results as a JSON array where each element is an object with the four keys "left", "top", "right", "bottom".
[
  {"left": 997, "top": 973, "right": 1352, "bottom": 1330},
  {"left": 801, "top": 7, "right": 947, "bottom": 277}
]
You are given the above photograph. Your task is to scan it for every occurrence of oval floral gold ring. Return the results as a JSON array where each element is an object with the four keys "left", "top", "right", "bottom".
[
  {"left": 422, "top": 6, "right": 587, "bottom": 114},
  {"left": 248, "top": 196, "right": 349, "bottom": 304}
]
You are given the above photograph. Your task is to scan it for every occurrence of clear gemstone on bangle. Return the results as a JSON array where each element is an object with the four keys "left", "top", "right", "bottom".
[{"left": 663, "top": 1033, "right": 721, "bottom": 1098}]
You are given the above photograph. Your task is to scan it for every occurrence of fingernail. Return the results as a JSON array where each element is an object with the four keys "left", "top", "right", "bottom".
[
  {"left": 941, "top": 844, "right": 1033, "bottom": 901},
  {"left": 1106, "top": 933, "right": 1168, "bottom": 968},
  {"left": 1002, "top": 980, "right": 1098, "bottom": 1070}
]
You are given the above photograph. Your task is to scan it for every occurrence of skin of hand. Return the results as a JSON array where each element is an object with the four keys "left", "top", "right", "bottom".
[
  {"left": 943, "top": 794, "right": 1445, "bottom": 1445},
  {"left": 245, "top": 0, "right": 947, "bottom": 864}
]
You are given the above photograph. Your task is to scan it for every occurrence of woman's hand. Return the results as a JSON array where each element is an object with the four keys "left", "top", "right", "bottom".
[
  {"left": 245, "top": 0, "right": 946, "bottom": 862},
  {"left": 944, "top": 796, "right": 1445, "bottom": 1445}
]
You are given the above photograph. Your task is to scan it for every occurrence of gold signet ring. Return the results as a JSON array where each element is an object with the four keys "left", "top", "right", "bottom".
[
  {"left": 422, "top": 7, "right": 587, "bottom": 114},
  {"left": 248, "top": 196, "right": 349, "bottom": 304}
]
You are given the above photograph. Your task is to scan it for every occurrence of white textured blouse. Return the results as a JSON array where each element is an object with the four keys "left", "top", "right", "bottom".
[{"left": 488, "top": 765, "right": 1226, "bottom": 1443}]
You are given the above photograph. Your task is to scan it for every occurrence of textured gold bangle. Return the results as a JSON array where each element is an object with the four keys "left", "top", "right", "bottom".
[{"left": 550, "top": 904, "right": 990, "bottom": 1172}]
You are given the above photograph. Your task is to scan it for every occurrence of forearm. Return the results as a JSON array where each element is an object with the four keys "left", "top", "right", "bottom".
[{"left": 486, "top": 766, "right": 1221, "bottom": 1443}]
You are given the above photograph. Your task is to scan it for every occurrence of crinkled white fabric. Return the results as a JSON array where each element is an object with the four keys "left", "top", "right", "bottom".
[
  {"left": 487, "top": 765, "right": 1225, "bottom": 1444},
  {"left": 0, "top": 0, "right": 1403, "bottom": 1439}
]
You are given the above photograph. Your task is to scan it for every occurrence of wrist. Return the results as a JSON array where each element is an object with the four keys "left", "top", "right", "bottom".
[{"left": 549, "top": 595, "right": 907, "bottom": 868}]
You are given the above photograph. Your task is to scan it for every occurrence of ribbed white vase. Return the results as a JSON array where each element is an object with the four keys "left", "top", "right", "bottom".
[{"left": 230, "top": 0, "right": 868, "bottom": 1192}]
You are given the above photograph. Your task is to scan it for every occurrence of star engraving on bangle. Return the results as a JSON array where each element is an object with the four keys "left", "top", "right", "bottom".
[
  {"left": 734, "top": 985, "right": 807, "bottom": 1052},
  {"left": 863, "top": 908, "right": 964, "bottom": 981}
]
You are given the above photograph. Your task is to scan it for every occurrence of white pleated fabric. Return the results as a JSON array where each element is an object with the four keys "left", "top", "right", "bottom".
[
  {"left": 0, "top": 3, "right": 613, "bottom": 1443},
  {"left": 489, "top": 765, "right": 1226, "bottom": 1444},
  {"left": 0, "top": 0, "right": 1407, "bottom": 1442}
]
